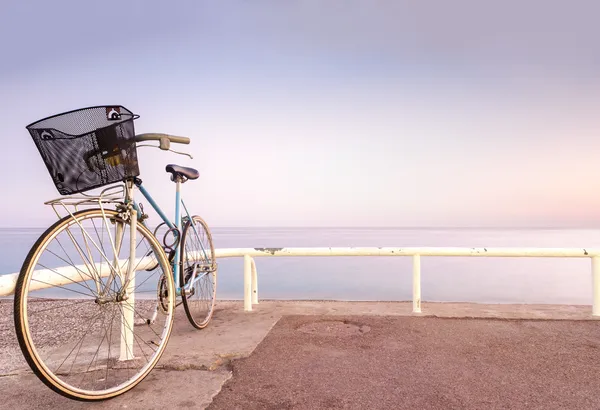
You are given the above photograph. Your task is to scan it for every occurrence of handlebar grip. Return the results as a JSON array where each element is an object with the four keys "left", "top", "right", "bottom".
[
  {"left": 135, "top": 133, "right": 191, "bottom": 144},
  {"left": 168, "top": 135, "right": 190, "bottom": 144}
]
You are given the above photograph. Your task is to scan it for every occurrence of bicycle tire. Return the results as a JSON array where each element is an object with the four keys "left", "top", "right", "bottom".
[
  {"left": 14, "top": 208, "right": 175, "bottom": 401},
  {"left": 180, "top": 215, "right": 217, "bottom": 329}
]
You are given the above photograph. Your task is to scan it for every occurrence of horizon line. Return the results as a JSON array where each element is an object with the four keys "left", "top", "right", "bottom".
[{"left": 2, "top": 225, "right": 600, "bottom": 230}]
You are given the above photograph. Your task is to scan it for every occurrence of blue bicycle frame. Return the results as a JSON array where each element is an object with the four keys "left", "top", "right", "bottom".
[{"left": 127, "top": 178, "right": 209, "bottom": 295}]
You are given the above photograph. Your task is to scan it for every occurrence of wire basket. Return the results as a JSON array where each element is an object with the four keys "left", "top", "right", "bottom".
[{"left": 26, "top": 105, "right": 140, "bottom": 195}]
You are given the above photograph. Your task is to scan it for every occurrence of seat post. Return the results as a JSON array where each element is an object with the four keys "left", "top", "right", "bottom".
[
  {"left": 175, "top": 178, "right": 182, "bottom": 227},
  {"left": 173, "top": 177, "right": 183, "bottom": 282}
]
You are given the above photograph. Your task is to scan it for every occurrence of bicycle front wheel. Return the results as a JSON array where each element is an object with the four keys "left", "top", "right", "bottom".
[
  {"left": 13, "top": 209, "right": 175, "bottom": 401},
  {"left": 180, "top": 215, "right": 217, "bottom": 329}
]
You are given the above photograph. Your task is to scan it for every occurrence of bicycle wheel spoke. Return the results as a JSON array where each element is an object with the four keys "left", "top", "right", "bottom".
[
  {"left": 36, "top": 259, "right": 99, "bottom": 294},
  {"left": 84, "top": 304, "right": 118, "bottom": 390},
  {"left": 131, "top": 269, "right": 161, "bottom": 294},
  {"left": 30, "top": 272, "right": 97, "bottom": 298},
  {"left": 116, "top": 304, "right": 155, "bottom": 362},
  {"left": 82, "top": 312, "right": 112, "bottom": 380},
  {"left": 69, "top": 312, "right": 109, "bottom": 383},
  {"left": 51, "top": 239, "right": 98, "bottom": 295},
  {"left": 121, "top": 302, "right": 163, "bottom": 342},
  {"left": 90, "top": 216, "right": 116, "bottom": 297},
  {"left": 53, "top": 308, "right": 105, "bottom": 375},
  {"left": 27, "top": 299, "right": 94, "bottom": 314},
  {"left": 62, "top": 226, "right": 103, "bottom": 281},
  {"left": 104, "top": 304, "right": 117, "bottom": 391},
  {"left": 64, "top": 223, "right": 124, "bottom": 282}
]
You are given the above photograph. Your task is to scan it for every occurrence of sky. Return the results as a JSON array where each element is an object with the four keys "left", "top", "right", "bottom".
[{"left": 1, "top": 0, "right": 599, "bottom": 228}]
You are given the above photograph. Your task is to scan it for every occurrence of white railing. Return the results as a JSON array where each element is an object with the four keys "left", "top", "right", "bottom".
[
  {"left": 2, "top": 246, "right": 600, "bottom": 316},
  {"left": 213, "top": 247, "right": 600, "bottom": 316},
  {"left": 0, "top": 256, "right": 157, "bottom": 297}
]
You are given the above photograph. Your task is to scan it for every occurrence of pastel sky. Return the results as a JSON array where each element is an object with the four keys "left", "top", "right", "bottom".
[{"left": 1, "top": 1, "right": 599, "bottom": 227}]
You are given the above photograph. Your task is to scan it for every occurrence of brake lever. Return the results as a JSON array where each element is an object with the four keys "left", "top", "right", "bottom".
[
  {"left": 168, "top": 149, "right": 193, "bottom": 159},
  {"left": 136, "top": 144, "right": 193, "bottom": 159}
]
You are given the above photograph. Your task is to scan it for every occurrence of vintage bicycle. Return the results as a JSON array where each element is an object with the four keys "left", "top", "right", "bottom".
[{"left": 13, "top": 105, "right": 217, "bottom": 401}]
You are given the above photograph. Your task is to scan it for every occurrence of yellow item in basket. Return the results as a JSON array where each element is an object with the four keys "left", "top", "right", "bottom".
[{"left": 103, "top": 146, "right": 122, "bottom": 167}]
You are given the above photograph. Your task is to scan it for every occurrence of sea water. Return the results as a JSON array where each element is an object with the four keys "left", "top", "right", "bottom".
[{"left": 1, "top": 227, "right": 598, "bottom": 304}]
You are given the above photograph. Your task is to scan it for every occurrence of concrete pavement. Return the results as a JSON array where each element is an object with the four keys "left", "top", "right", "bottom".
[{"left": 0, "top": 300, "right": 597, "bottom": 409}]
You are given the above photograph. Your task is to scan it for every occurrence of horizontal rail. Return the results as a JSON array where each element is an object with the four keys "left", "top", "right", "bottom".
[
  {"left": 214, "top": 247, "right": 600, "bottom": 258},
  {"left": 0, "top": 257, "right": 156, "bottom": 297}
]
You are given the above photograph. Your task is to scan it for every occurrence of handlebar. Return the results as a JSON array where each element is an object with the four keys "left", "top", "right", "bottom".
[{"left": 135, "top": 133, "right": 190, "bottom": 145}]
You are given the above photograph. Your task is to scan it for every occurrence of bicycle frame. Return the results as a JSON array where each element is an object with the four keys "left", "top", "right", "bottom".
[{"left": 124, "top": 177, "right": 210, "bottom": 295}]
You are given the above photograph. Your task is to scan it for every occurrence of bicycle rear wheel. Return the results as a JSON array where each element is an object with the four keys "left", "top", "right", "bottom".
[
  {"left": 13, "top": 208, "right": 175, "bottom": 401},
  {"left": 180, "top": 215, "right": 217, "bottom": 329}
]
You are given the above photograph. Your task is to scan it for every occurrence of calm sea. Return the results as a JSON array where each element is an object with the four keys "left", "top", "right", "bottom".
[{"left": 1, "top": 227, "right": 599, "bottom": 304}]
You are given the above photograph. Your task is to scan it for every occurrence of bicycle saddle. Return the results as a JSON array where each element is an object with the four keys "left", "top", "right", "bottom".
[{"left": 166, "top": 164, "right": 199, "bottom": 181}]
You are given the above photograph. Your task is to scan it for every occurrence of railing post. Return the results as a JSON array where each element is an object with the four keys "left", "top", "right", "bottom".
[
  {"left": 593, "top": 257, "right": 600, "bottom": 316},
  {"left": 413, "top": 254, "right": 422, "bottom": 313},
  {"left": 250, "top": 257, "right": 258, "bottom": 305},
  {"left": 244, "top": 255, "right": 252, "bottom": 311}
]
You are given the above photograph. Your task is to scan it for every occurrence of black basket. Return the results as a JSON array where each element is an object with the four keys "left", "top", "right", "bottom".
[{"left": 26, "top": 106, "right": 140, "bottom": 195}]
